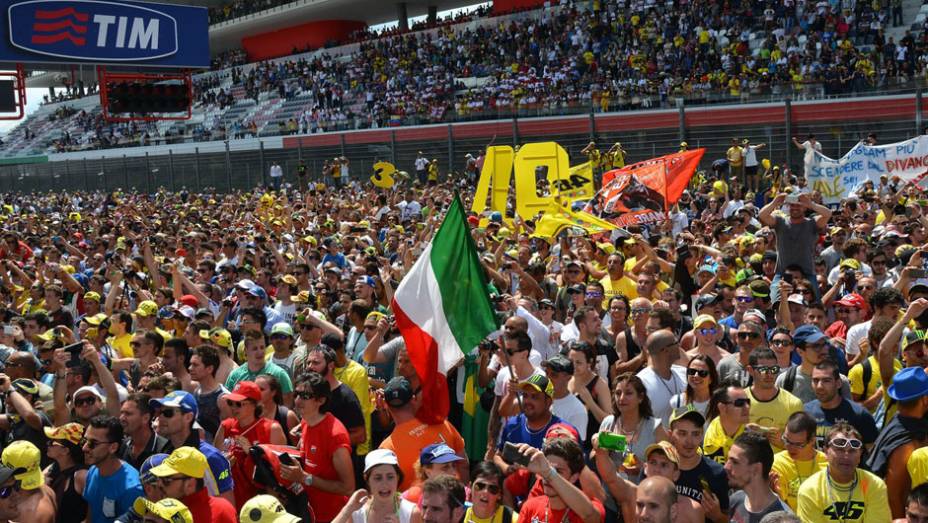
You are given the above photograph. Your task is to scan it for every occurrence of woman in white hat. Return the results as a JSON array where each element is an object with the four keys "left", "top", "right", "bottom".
[{"left": 333, "top": 449, "right": 416, "bottom": 523}]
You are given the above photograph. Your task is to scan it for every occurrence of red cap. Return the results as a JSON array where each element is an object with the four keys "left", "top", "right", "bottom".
[
  {"left": 175, "top": 248, "right": 187, "bottom": 258},
  {"left": 467, "top": 215, "right": 479, "bottom": 227},
  {"left": 545, "top": 422, "right": 580, "bottom": 443},
  {"left": 835, "top": 293, "right": 866, "bottom": 309},
  {"left": 179, "top": 295, "right": 199, "bottom": 308},
  {"left": 226, "top": 381, "right": 262, "bottom": 402}
]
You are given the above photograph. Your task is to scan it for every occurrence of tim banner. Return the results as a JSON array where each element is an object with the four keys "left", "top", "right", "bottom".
[
  {"left": 0, "top": 0, "right": 209, "bottom": 68},
  {"left": 805, "top": 136, "right": 928, "bottom": 204},
  {"left": 587, "top": 149, "right": 703, "bottom": 227}
]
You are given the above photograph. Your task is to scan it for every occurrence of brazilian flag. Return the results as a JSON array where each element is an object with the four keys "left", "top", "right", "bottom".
[{"left": 460, "top": 351, "right": 490, "bottom": 462}]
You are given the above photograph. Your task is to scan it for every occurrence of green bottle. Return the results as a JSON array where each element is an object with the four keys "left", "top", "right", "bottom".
[{"left": 598, "top": 431, "right": 628, "bottom": 453}]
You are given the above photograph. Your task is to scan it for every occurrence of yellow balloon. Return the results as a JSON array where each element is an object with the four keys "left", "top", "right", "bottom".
[
  {"left": 371, "top": 161, "right": 396, "bottom": 188},
  {"left": 762, "top": 158, "right": 771, "bottom": 170}
]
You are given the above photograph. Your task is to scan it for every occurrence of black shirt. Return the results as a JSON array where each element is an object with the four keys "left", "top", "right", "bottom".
[
  {"left": 322, "top": 383, "right": 364, "bottom": 443},
  {"left": 121, "top": 431, "right": 169, "bottom": 471},
  {"left": 676, "top": 456, "right": 730, "bottom": 514}
]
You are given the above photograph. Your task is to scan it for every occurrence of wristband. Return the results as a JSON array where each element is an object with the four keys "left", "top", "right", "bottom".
[
  {"left": 302, "top": 473, "right": 314, "bottom": 487},
  {"left": 545, "top": 466, "right": 558, "bottom": 481}
]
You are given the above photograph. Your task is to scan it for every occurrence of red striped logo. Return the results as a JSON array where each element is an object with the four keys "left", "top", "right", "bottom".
[{"left": 31, "top": 7, "right": 88, "bottom": 46}]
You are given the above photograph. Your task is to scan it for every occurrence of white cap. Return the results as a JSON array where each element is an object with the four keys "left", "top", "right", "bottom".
[
  {"left": 73, "top": 386, "right": 104, "bottom": 402},
  {"left": 787, "top": 294, "right": 807, "bottom": 306},
  {"left": 364, "top": 449, "right": 399, "bottom": 473}
]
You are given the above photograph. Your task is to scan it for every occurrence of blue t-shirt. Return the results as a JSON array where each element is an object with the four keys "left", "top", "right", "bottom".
[
  {"left": 719, "top": 315, "right": 739, "bottom": 329},
  {"left": 805, "top": 398, "right": 879, "bottom": 448},
  {"left": 198, "top": 440, "right": 235, "bottom": 495},
  {"left": 321, "top": 252, "right": 347, "bottom": 269},
  {"left": 497, "top": 414, "right": 565, "bottom": 450},
  {"left": 83, "top": 462, "right": 143, "bottom": 523}
]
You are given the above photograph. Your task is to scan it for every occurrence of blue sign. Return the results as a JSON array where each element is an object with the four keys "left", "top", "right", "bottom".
[{"left": 0, "top": 0, "right": 208, "bottom": 67}]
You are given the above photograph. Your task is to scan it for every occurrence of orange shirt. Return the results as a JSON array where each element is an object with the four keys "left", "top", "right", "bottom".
[{"left": 380, "top": 417, "right": 466, "bottom": 491}]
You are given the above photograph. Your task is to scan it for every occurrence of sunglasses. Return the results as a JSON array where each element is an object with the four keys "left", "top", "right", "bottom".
[
  {"left": 698, "top": 327, "right": 717, "bottom": 336},
  {"left": 159, "top": 408, "right": 179, "bottom": 418},
  {"left": 836, "top": 308, "right": 854, "bottom": 314},
  {"left": 300, "top": 323, "right": 316, "bottom": 330},
  {"left": 737, "top": 332, "right": 761, "bottom": 340},
  {"left": 829, "top": 437, "right": 863, "bottom": 450},
  {"left": 271, "top": 334, "right": 290, "bottom": 340},
  {"left": 781, "top": 435, "right": 809, "bottom": 448},
  {"left": 686, "top": 368, "right": 709, "bottom": 377},
  {"left": 0, "top": 484, "right": 18, "bottom": 499},
  {"left": 736, "top": 296, "right": 754, "bottom": 303},
  {"left": 196, "top": 268, "right": 209, "bottom": 273},
  {"left": 472, "top": 481, "right": 501, "bottom": 495},
  {"left": 227, "top": 400, "right": 248, "bottom": 408},
  {"left": 753, "top": 365, "right": 781, "bottom": 375},
  {"left": 724, "top": 398, "right": 751, "bottom": 408},
  {"left": 771, "top": 339, "right": 792, "bottom": 347},
  {"left": 80, "top": 438, "right": 114, "bottom": 449},
  {"left": 73, "top": 397, "right": 97, "bottom": 407},
  {"left": 294, "top": 390, "right": 316, "bottom": 400},
  {"left": 631, "top": 307, "right": 652, "bottom": 315}
]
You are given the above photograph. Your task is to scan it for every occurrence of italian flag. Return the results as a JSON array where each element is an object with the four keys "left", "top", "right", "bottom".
[{"left": 391, "top": 196, "right": 498, "bottom": 424}]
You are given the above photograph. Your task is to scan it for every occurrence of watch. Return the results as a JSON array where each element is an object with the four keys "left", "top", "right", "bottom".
[{"left": 302, "top": 473, "right": 314, "bottom": 487}]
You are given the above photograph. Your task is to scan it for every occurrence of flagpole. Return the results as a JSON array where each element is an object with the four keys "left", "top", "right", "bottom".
[{"left": 499, "top": 338, "right": 525, "bottom": 415}]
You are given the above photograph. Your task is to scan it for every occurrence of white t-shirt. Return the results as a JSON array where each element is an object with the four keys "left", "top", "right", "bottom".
[
  {"left": 415, "top": 157, "right": 429, "bottom": 171},
  {"left": 636, "top": 365, "right": 688, "bottom": 426},
  {"left": 552, "top": 394, "right": 590, "bottom": 440},
  {"left": 742, "top": 145, "right": 760, "bottom": 167}
]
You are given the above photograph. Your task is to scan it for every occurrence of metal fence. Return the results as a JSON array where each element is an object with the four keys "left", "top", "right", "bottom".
[{"left": 3, "top": 93, "right": 924, "bottom": 193}]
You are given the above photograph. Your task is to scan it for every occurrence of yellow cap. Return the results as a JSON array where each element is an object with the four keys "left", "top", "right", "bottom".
[
  {"left": 132, "top": 498, "right": 193, "bottom": 523},
  {"left": 693, "top": 314, "right": 718, "bottom": 329},
  {"left": 596, "top": 242, "right": 615, "bottom": 254},
  {"left": 83, "top": 291, "right": 102, "bottom": 302},
  {"left": 206, "top": 328, "right": 232, "bottom": 349},
  {"left": 239, "top": 494, "right": 301, "bottom": 523},
  {"left": 84, "top": 313, "right": 107, "bottom": 326},
  {"left": 292, "top": 291, "right": 312, "bottom": 304},
  {"left": 43, "top": 423, "right": 85, "bottom": 445},
  {"left": 134, "top": 300, "right": 159, "bottom": 317},
  {"left": 279, "top": 275, "right": 298, "bottom": 286},
  {"left": 2, "top": 441, "right": 43, "bottom": 490},
  {"left": 150, "top": 446, "right": 208, "bottom": 479},
  {"left": 35, "top": 329, "right": 55, "bottom": 342},
  {"left": 839, "top": 259, "right": 861, "bottom": 271}
]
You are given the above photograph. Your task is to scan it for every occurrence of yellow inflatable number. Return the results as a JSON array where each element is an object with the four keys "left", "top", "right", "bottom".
[{"left": 371, "top": 161, "right": 397, "bottom": 188}]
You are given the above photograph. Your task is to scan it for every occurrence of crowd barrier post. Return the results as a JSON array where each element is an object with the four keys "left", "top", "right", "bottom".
[
  {"left": 917, "top": 90, "right": 923, "bottom": 135},
  {"left": 169, "top": 150, "right": 176, "bottom": 192},
  {"left": 677, "top": 103, "right": 686, "bottom": 145},
  {"left": 784, "top": 99, "right": 793, "bottom": 169},
  {"left": 390, "top": 131, "right": 397, "bottom": 165},
  {"left": 224, "top": 141, "right": 233, "bottom": 191},
  {"left": 259, "top": 141, "right": 266, "bottom": 188},
  {"left": 448, "top": 124, "right": 454, "bottom": 172},
  {"left": 123, "top": 155, "right": 129, "bottom": 191},
  {"left": 194, "top": 147, "right": 201, "bottom": 192}
]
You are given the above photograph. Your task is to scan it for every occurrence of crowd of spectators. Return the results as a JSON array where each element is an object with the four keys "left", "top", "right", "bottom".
[{"left": 3, "top": 137, "right": 928, "bottom": 521}]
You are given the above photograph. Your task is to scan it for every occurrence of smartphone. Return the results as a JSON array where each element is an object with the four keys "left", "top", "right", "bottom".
[
  {"left": 785, "top": 194, "right": 799, "bottom": 204},
  {"left": 782, "top": 273, "right": 793, "bottom": 285},
  {"left": 911, "top": 269, "right": 928, "bottom": 279},
  {"left": 62, "top": 341, "right": 84, "bottom": 368},
  {"left": 502, "top": 442, "right": 531, "bottom": 467}
]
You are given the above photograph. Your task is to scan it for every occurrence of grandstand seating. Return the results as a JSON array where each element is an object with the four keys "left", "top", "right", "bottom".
[{"left": 4, "top": 0, "right": 928, "bottom": 159}]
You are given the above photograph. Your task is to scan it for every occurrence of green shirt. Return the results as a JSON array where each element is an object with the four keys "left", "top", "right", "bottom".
[{"left": 225, "top": 361, "right": 293, "bottom": 393}]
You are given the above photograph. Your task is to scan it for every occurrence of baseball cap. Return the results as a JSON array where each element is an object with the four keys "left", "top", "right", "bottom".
[
  {"left": 279, "top": 275, "right": 298, "bottom": 286},
  {"left": 420, "top": 443, "right": 464, "bottom": 466},
  {"left": 356, "top": 275, "right": 376, "bottom": 288},
  {"left": 835, "top": 293, "right": 866, "bottom": 309},
  {"left": 839, "top": 259, "right": 861, "bottom": 271},
  {"left": 911, "top": 279, "right": 928, "bottom": 294},
  {"left": 270, "top": 323, "right": 294, "bottom": 338},
  {"left": 226, "top": 381, "right": 262, "bottom": 403},
  {"left": 0, "top": 465, "right": 23, "bottom": 487},
  {"left": 236, "top": 279, "right": 256, "bottom": 291},
  {"left": 11, "top": 378, "right": 37, "bottom": 397},
  {"left": 134, "top": 300, "right": 159, "bottom": 318},
  {"left": 178, "top": 295, "right": 199, "bottom": 309},
  {"left": 1, "top": 441, "right": 42, "bottom": 490},
  {"left": 903, "top": 330, "right": 927, "bottom": 351},
  {"left": 694, "top": 293, "right": 722, "bottom": 311},
  {"left": 787, "top": 294, "right": 807, "bottom": 306},
  {"left": 246, "top": 286, "right": 268, "bottom": 301},
  {"left": 670, "top": 406, "right": 706, "bottom": 428},
  {"left": 793, "top": 324, "right": 827, "bottom": 346},
  {"left": 203, "top": 327, "right": 232, "bottom": 349},
  {"left": 140, "top": 453, "right": 169, "bottom": 484},
  {"left": 383, "top": 377, "right": 415, "bottom": 407},
  {"left": 84, "top": 313, "right": 107, "bottom": 326},
  {"left": 133, "top": 498, "right": 193, "bottom": 523},
  {"left": 43, "top": 423, "right": 85, "bottom": 446},
  {"left": 748, "top": 280, "right": 770, "bottom": 299},
  {"left": 567, "top": 283, "right": 585, "bottom": 294},
  {"left": 174, "top": 305, "right": 196, "bottom": 321},
  {"left": 692, "top": 314, "right": 718, "bottom": 328},
  {"left": 150, "top": 390, "right": 198, "bottom": 416},
  {"left": 542, "top": 354, "right": 574, "bottom": 374},
  {"left": 73, "top": 385, "right": 104, "bottom": 403},
  {"left": 239, "top": 494, "right": 301, "bottom": 523},
  {"left": 645, "top": 441, "right": 679, "bottom": 464},
  {"left": 83, "top": 291, "right": 101, "bottom": 302},
  {"left": 364, "top": 448, "right": 399, "bottom": 473},
  {"left": 518, "top": 374, "right": 554, "bottom": 398},
  {"left": 150, "top": 446, "right": 208, "bottom": 479}
]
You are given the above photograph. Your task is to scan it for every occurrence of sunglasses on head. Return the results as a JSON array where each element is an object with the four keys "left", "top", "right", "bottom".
[
  {"left": 829, "top": 437, "right": 863, "bottom": 450},
  {"left": 294, "top": 390, "right": 316, "bottom": 400},
  {"left": 472, "top": 480, "right": 501, "bottom": 495},
  {"left": 686, "top": 368, "right": 709, "bottom": 377},
  {"left": 737, "top": 331, "right": 760, "bottom": 340}
]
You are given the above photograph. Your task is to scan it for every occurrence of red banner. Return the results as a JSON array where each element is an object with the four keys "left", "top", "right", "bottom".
[{"left": 593, "top": 149, "right": 704, "bottom": 227}]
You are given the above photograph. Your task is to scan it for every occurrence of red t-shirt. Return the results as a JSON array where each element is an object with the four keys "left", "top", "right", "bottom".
[
  {"left": 220, "top": 416, "right": 278, "bottom": 509},
  {"left": 518, "top": 494, "right": 605, "bottom": 523},
  {"left": 301, "top": 413, "right": 351, "bottom": 522},
  {"left": 183, "top": 488, "right": 237, "bottom": 523}
]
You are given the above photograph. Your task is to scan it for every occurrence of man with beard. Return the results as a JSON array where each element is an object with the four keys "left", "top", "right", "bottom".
[
  {"left": 80, "top": 416, "right": 144, "bottom": 523},
  {"left": 118, "top": 392, "right": 168, "bottom": 471},
  {"left": 724, "top": 432, "right": 791, "bottom": 520},
  {"left": 303, "top": 345, "right": 365, "bottom": 447},
  {"left": 759, "top": 191, "right": 831, "bottom": 301}
]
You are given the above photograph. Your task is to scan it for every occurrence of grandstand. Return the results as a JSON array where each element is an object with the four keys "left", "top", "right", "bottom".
[{"left": 3, "top": 0, "right": 928, "bottom": 172}]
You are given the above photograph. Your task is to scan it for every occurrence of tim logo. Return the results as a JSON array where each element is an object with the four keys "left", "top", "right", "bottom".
[{"left": 9, "top": 0, "right": 178, "bottom": 61}]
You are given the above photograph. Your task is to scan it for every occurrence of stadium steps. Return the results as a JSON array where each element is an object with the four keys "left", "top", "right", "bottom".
[{"left": 906, "top": 0, "right": 927, "bottom": 35}]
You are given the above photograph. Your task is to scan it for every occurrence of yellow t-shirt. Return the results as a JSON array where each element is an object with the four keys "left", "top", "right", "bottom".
[
  {"left": 599, "top": 275, "right": 638, "bottom": 309},
  {"left": 334, "top": 360, "right": 373, "bottom": 455},
  {"left": 908, "top": 446, "right": 928, "bottom": 488},
  {"left": 771, "top": 449, "right": 827, "bottom": 511},
  {"left": 463, "top": 506, "right": 519, "bottom": 523},
  {"left": 796, "top": 469, "right": 890, "bottom": 523},
  {"left": 848, "top": 356, "right": 900, "bottom": 414},
  {"left": 109, "top": 333, "right": 134, "bottom": 358},
  {"left": 727, "top": 146, "right": 743, "bottom": 166},
  {"left": 702, "top": 416, "right": 743, "bottom": 465},
  {"left": 746, "top": 388, "right": 803, "bottom": 448}
]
